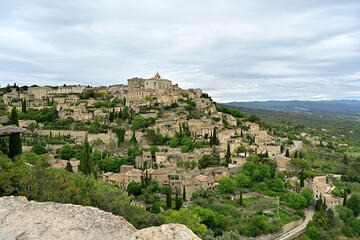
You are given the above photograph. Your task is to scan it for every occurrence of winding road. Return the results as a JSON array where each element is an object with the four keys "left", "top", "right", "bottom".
[{"left": 274, "top": 207, "right": 314, "bottom": 240}]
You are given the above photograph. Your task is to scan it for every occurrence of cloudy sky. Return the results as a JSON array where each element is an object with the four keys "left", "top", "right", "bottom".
[{"left": 0, "top": 1, "right": 360, "bottom": 102}]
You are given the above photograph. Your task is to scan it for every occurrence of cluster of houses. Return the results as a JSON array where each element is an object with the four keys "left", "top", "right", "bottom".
[
  {"left": 101, "top": 165, "right": 218, "bottom": 198},
  {"left": 311, "top": 175, "right": 343, "bottom": 209},
  {"left": 3, "top": 73, "right": 216, "bottom": 120},
  {"left": 2, "top": 73, "right": 344, "bottom": 209}
]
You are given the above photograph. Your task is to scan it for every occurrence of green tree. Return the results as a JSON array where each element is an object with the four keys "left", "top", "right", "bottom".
[
  {"left": 226, "top": 143, "right": 231, "bottom": 164},
  {"left": 21, "top": 99, "right": 27, "bottom": 113},
  {"left": 132, "top": 115, "right": 146, "bottom": 131},
  {"left": 306, "top": 226, "right": 319, "bottom": 240},
  {"left": 166, "top": 183, "right": 172, "bottom": 209},
  {"left": 8, "top": 107, "right": 22, "bottom": 159},
  {"left": 0, "top": 137, "right": 8, "bottom": 155},
  {"left": 247, "top": 215, "right": 266, "bottom": 237},
  {"left": 127, "top": 182, "right": 142, "bottom": 196},
  {"left": 239, "top": 191, "right": 243, "bottom": 206},
  {"left": 300, "top": 171, "right": 304, "bottom": 188},
  {"left": 148, "top": 145, "right": 160, "bottom": 157},
  {"left": 285, "top": 149, "right": 290, "bottom": 157},
  {"left": 65, "top": 161, "right": 73, "bottom": 172},
  {"left": 175, "top": 190, "right": 182, "bottom": 210},
  {"left": 301, "top": 188, "right": 315, "bottom": 206},
  {"left": 151, "top": 202, "right": 160, "bottom": 214},
  {"left": 169, "top": 138, "right": 179, "bottom": 148},
  {"left": 32, "top": 145, "right": 48, "bottom": 155},
  {"left": 347, "top": 194, "right": 360, "bottom": 217},
  {"left": 218, "top": 177, "right": 236, "bottom": 194},
  {"left": 130, "top": 131, "right": 137, "bottom": 144},
  {"left": 60, "top": 144, "right": 73, "bottom": 160},
  {"left": 235, "top": 172, "right": 251, "bottom": 188},
  {"left": 79, "top": 134, "right": 95, "bottom": 176},
  {"left": 27, "top": 122, "right": 36, "bottom": 135},
  {"left": 164, "top": 208, "right": 207, "bottom": 236},
  {"left": 290, "top": 158, "right": 310, "bottom": 173},
  {"left": 343, "top": 154, "right": 349, "bottom": 165},
  {"left": 183, "top": 186, "right": 186, "bottom": 201},
  {"left": 312, "top": 207, "right": 329, "bottom": 229},
  {"left": 287, "top": 192, "right": 307, "bottom": 209}
]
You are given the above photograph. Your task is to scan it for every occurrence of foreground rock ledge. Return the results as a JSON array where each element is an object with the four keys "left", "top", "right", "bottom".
[{"left": 0, "top": 196, "right": 201, "bottom": 240}]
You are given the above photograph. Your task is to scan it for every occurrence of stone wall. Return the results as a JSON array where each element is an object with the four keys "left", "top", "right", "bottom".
[{"left": 37, "top": 130, "right": 118, "bottom": 146}]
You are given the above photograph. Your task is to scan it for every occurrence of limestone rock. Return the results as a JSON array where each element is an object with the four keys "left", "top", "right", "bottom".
[
  {"left": 0, "top": 125, "right": 27, "bottom": 136},
  {"left": 0, "top": 196, "right": 201, "bottom": 240},
  {"left": 130, "top": 223, "right": 201, "bottom": 240}
]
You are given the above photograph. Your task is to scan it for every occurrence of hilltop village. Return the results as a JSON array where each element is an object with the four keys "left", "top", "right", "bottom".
[{"left": 0, "top": 73, "right": 353, "bottom": 239}]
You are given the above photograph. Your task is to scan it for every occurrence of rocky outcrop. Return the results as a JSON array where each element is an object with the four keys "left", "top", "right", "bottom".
[
  {"left": 0, "top": 196, "right": 201, "bottom": 240},
  {"left": 0, "top": 125, "right": 27, "bottom": 136}
]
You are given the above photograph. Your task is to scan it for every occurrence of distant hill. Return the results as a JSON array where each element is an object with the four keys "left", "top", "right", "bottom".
[{"left": 225, "top": 100, "right": 360, "bottom": 116}]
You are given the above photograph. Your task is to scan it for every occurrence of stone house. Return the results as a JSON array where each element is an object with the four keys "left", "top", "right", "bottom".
[
  {"left": 312, "top": 176, "right": 331, "bottom": 199},
  {"left": 28, "top": 86, "right": 52, "bottom": 99},
  {"left": 19, "top": 120, "right": 37, "bottom": 128},
  {"left": 101, "top": 172, "right": 115, "bottom": 181},
  {"left": 195, "top": 175, "right": 215, "bottom": 190},
  {"left": 276, "top": 155, "right": 292, "bottom": 172},
  {"left": 246, "top": 122, "right": 260, "bottom": 136},
  {"left": 3, "top": 88, "right": 21, "bottom": 104},
  {"left": 323, "top": 193, "right": 342, "bottom": 208},
  {"left": 182, "top": 178, "right": 202, "bottom": 197},
  {"left": 135, "top": 156, "right": 144, "bottom": 169},
  {"left": 194, "top": 148, "right": 213, "bottom": 158},
  {"left": 155, "top": 152, "right": 167, "bottom": 166},
  {"left": 144, "top": 169, "right": 169, "bottom": 185},
  {"left": 254, "top": 135, "right": 276, "bottom": 146},
  {"left": 231, "top": 157, "right": 246, "bottom": 166},
  {"left": 120, "top": 165, "right": 134, "bottom": 173}
]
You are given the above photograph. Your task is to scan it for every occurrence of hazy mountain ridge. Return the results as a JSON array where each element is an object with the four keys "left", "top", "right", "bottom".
[{"left": 226, "top": 100, "right": 360, "bottom": 115}]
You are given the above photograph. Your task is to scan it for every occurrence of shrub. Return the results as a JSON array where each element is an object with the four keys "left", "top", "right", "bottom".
[{"left": 32, "top": 145, "right": 48, "bottom": 155}]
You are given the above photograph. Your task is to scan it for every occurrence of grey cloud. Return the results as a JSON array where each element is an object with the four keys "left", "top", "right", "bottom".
[{"left": 0, "top": 0, "right": 360, "bottom": 101}]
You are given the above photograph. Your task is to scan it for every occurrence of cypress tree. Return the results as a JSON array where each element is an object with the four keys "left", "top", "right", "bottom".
[
  {"left": 21, "top": 100, "right": 27, "bottom": 113},
  {"left": 241, "top": 129, "right": 243, "bottom": 138},
  {"left": 210, "top": 132, "right": 213, "bottom": 147},
  {"left": 65, "top": 161, "right": 73, "bottom": 172},
  {"left": 265, "top": 150, "right": 269, "bottom": 158},
  {"left": 343, "top": 154, "right": 349, "bottom": 165},
  {"left": 166, "top": 183, "right": 172, "bottom": 209},
  {"left": 323, "top": 196, "right": 327, "bottom": 210},
  {"left": 183, "top": 186, "right": 186, "bottom": 201},
  {"left": 226, "top": 143, "right": 231, "bottom": 164},
  {"left": 343, "top": 190, "right": 347, "bottom": 206},
  {"left": 130, "top": 131, "right": 137, "bottom": 144},
  {"left": 79, "top": 134, "right": 95, "bottom": 176},
  {"left": 300, "top": 171, "right": 304, "bottom": 188},
  {"left": 8, "top": 107, "right": 22, "bottom": 159},
  {"left": 213, "top": 127, "right": 218, "bottom": 145},
  {"left": 145, "top": 171, "right": 149, "bottom": 187},
  {"left": 294, "top": 151, "right": 298, "bottom": 158},
  {"left": 0, "top": 137, "right": 8, "bottom": 155},
  {"left": 285, "top": 149, "right": 290, "bottom": 157},
  {"left": 280, "top": 145, "right": 284, "bottom": 153},
  {"left": 239, "top": 191, "right": 243, "bottom": 206},
  {"left": 175, "top": 190, "right": 182, "bottom": 210},
  {"left": 141, "top": 175, "right": 144, "bottom": 188}
]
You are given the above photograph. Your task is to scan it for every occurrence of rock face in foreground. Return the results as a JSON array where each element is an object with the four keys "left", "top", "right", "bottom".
[{"left": 0, "top": 196, "right": 201, "bottom": 240}]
